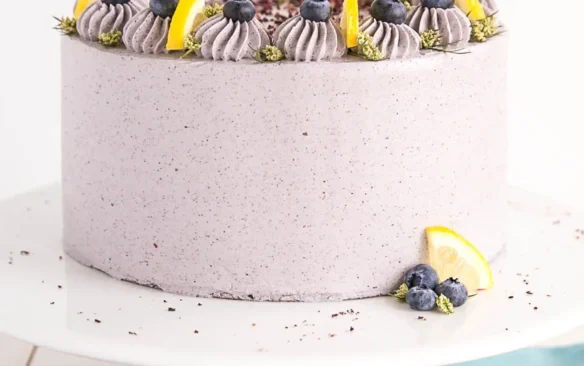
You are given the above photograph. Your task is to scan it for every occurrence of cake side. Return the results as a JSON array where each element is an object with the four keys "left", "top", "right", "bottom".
[{"left": 62, "top": 34, "right": 508, "bottom": 301}]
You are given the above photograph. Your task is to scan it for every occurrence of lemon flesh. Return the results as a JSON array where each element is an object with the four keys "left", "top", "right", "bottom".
[
  {"left": 167, "top": 0, "right": 206, "bottom": 51},
  {"left": 454, "top": 0, "right": 486, "bottom": 21},
  {"left": 426, "top": 226, "right": 493, "bottom": 295},
  {"left": 74, "top": 0, "right": 97, "bottom": 19},
  {"left": 340, "top": 0, "right": 359, "bottom": 48}
]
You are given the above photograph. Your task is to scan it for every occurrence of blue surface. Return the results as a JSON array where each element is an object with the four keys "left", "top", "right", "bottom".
[{"left": 456, "top": 345, "right": 584, "bottom": 365}]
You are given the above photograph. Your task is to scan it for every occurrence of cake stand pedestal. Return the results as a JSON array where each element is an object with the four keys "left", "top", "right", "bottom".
[{"left": 1, "top": 184, "right": 583, "bottom": 366}]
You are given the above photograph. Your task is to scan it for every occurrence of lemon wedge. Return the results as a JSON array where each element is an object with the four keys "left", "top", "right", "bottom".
[
  {"left": 426, "top": 226, "right": 493, "bottom": 295},
  {"left": 454, "top": 0, "right": 486, "bottom": 21},
  {"left": 167, "top": 0, "right": 206, "bottom": 51},
  {"left": 340, "top": 0, "right": 359, "bottom": 48},
  {"left": 73, "top": 0, "right": 97, "bottom": 19}
]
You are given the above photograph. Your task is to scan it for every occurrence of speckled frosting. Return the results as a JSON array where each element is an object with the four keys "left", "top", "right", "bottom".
[
  {"left": 123, "top": 8, "right": 170, "bottom": 54},
  {"left": 194, "top": 14, "right": 270, "bottom": 61},
  {"left": 76, "top": 0, "right": 144, "bottom": 42},
  {"left": 273, "top": 15, "right": 346, "bottom": 61},
  {"left": 359, "top": 18, "right": 420, "bottom": 60},
  {"left": 406, "top": 5, "right": 471, "bottom": 49},
  {"left": 61, "top": 32, "right": 508, "bottom": 302}
]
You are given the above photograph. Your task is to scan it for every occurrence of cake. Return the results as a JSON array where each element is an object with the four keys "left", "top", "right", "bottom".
[{"left": 59, "top": 0, "right": 507, "bottom": 301}]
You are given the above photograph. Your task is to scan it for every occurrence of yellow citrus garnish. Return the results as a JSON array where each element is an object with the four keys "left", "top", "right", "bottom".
[
  {"left": 340, "top": 0, "right": 359, "bottom": 48},
  {"left": 167, "top": 0, "right": 207, "bottom": 51},
  {"left": 454, "top": 0, "right": 486, "bottom": 21},
  {"left": 73, "top": 0, "right": 97, "bottom": 19},
  {"left": 426, "top": 226, "right": 493, "bottom": 296}
]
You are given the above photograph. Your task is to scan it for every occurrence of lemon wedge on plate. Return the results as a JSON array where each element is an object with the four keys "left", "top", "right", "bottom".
[
  {"left": 167, "top": 0, "right": 206, "bottom": 51},
  {"left": 74, "top": 0, "right": 97, "bottom": 19},
  {"left": 454, "top": 0, "right": 486, "bottom": 21},
  {"left": 426, "top": 226, "right": 493, "bottom": 295},
  {"left": 340, "top": 0, "right": 359, "bottom": 48}
]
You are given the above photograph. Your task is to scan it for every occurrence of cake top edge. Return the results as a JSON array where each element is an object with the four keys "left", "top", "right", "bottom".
[{"left": 55, "top": 0, "right": 503, "bottom": 63}]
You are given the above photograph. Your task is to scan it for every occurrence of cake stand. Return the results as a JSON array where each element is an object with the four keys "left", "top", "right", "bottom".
[{"left": 1, "top": 184, "right": 583, "bottom": 366}]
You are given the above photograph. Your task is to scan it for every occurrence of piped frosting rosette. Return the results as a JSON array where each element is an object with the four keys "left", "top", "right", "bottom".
[
  {"left": 273, "top": 0, "right": 345, "bottom": 62},
  {"left": 194, "top": 16, "right": 271, "bottom": 61},
  {"left": 405, "top": 4, "right": 470, "bottom": 49},
  {"left": 76, "top": 0, "right": 145, "bottom": 42},
  {"left": 193, "top": 0, "right": 270, "bottom": 61},
  {"left": 359, "top": 18, "right": 420, "bottom": 60},
  {"left": 359, "top": 0, "right": 419, "bottom": 60},
  {"left": 481, "top": 0, "right": 498, "bottom": 15},
  {"left": 123, "top": 8, "right": 171, "bottom": 54}
]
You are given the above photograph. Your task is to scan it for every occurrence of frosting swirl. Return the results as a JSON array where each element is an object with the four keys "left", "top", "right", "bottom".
[
  {"left": 273, "top": 15, "right": 346, "bottom": 62},
  {"left": 122, "top": 8, "right": 170, "bottom": 54},
  {"left": 481, "top": 0, "right": 498, "bottom": 15},
  {"left": 405, "top": 5, "right": 470, "bottom": 49},
  {"left": 359, "top": 18, "right": 420, "bottom": 60},
  {"left": 76, "top": 0, "right": 144, "bottom": 42},
  {"left": 194, "top": 14, "right": 271, "bottom": 61}
]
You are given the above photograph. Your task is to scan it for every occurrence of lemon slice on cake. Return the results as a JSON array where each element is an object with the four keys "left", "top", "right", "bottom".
[
  {"left": 426, "top": 226, "right": 493, "bottom": 295},
  {"left": 167, "top": 0, "right": 206, "bottom": 51},
  {"left": 73, "top": 0, "right": 97, "bottom": 19},
  {"left": 454, "top": 0, "right": 486, "bottom": 21},
  {"left": 340, "top": 0, "right": 359, "bottom": 48}
]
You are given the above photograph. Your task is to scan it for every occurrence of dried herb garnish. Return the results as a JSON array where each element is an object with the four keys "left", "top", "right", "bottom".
[{"left": 168, "top": 307, "right": 176, "bottom": 312}]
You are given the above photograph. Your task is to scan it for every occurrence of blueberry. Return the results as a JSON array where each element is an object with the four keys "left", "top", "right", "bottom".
[
  {"left": 149, "top": 0, "right": 179, "bottom": 18},
  {"left": 435, "top": 278, "right": 468, "bottom": 307},
  {"left": 406, "top": 285, "right": 437, "bottom": 311},
  {"left": 300, "top": 0, "right": 331, "bottom": 22},
  {"left": 102, "top": 0, "right": 131, "bottom": 5},
  {"left": 223, "top": 0, "right": 256, "bottom": 23},
  {"left": 404, "top": 264, "right": 439, "bottom": 290},
  {"left": 422, "top": 0, "right": 454, "bottom": 9},
  {"left": 370, "top": 0, "right": 407, "bottom": 24}
]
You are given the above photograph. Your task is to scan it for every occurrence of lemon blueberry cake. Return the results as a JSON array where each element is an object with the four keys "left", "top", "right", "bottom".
[{"left": 59, "top": 0, "right": 507, "bottom": 301}]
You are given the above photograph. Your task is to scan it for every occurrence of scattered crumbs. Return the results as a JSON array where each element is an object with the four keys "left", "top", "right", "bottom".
[
  {"left": 317, "top": 310, "right": 320, "bottom": 313},
  {"left": 42, "top": 281, "right": 44, "bottom": 284},
  {"left": 505, "top": 328, "right": 509, "bottom": 331},
  {"left": 328, "top": 333, "right": 336, "bottom": 338},
  {"left": 418, "top": 316, "right": 426, "bottom": 321},
  {"left": 534, "top": 307, "right": 538, "bottom": 310},
  {"left": 294, "top": 324, "right": 297, "bottom": 327},
  {"left": 252, "top": 323, "right": 257, "bottom": 327},
  {"left": 302, "top": 132, "right": 308, "bottom": 136},
  {"left": 547, "top": 294, "right": 552, "bottom": 298},
  {"left": 20, "top": 251, "right": 30, "bottom": 256},
  {"left": 94, "top": 319, "right": 101, "bottom": 323},
  {"left": 526, "top": 291, "right": 533, "bottom": 295},
  {"left": 350, "top": 326, "right": 355, "bottom": 332},
  {"left": 129, "top": 331, "right": 137, "bottom": 336},
  {"left": 552, "top": 220, "right": 560, "bottom": 225},
  {"left": 179, "top": 299, "right": 183, "bottom": 302},
  {"left": 331, "top": 313, "right": 338, "bottom": 318},
  {"left": 508, "top": 296, "right": 514, "bottom": 299},
  {"left": 197, "top": 303, "right": 202, "bottom": 306},
  {"left": 163, "top": 300, "right": 167, "bottom": 303},
  {"left": 58, "top": 285, "right": 62, "bottom": 289},
  {"left": 153, "top": 243, "right": 158, "bottom": 248},
  {"left": 194, "top": 330, "right": 199, "bottom": 334},
  {"left": 352, "top": 318, "right": 359, "bottom": 321},
  {"left": 77, "top": 312, "right": 83, "bottom": 315},
  {"left": 59, "top": 256, "right": 63, "bottom": 260},
  {"left": 50, "top": 302, "right": 55, "bottom": 305},
  {"left": 517, "top": 273, "right": 522, "bottom": 276},
  {"left": 285, "top": 326, "right": 288, "bottom": 329},
  {"left": 168, "top": 307, "right": 176, "bottom": 312}
]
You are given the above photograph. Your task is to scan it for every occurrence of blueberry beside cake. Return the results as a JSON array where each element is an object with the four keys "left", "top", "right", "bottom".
[{"left": 59, "top": 0, "right": 507, "bottom": 301}]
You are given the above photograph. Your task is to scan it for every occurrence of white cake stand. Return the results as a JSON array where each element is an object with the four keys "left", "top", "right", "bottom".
[{"left": 1, "top": 184, "right": 583, "bottom": 366}]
